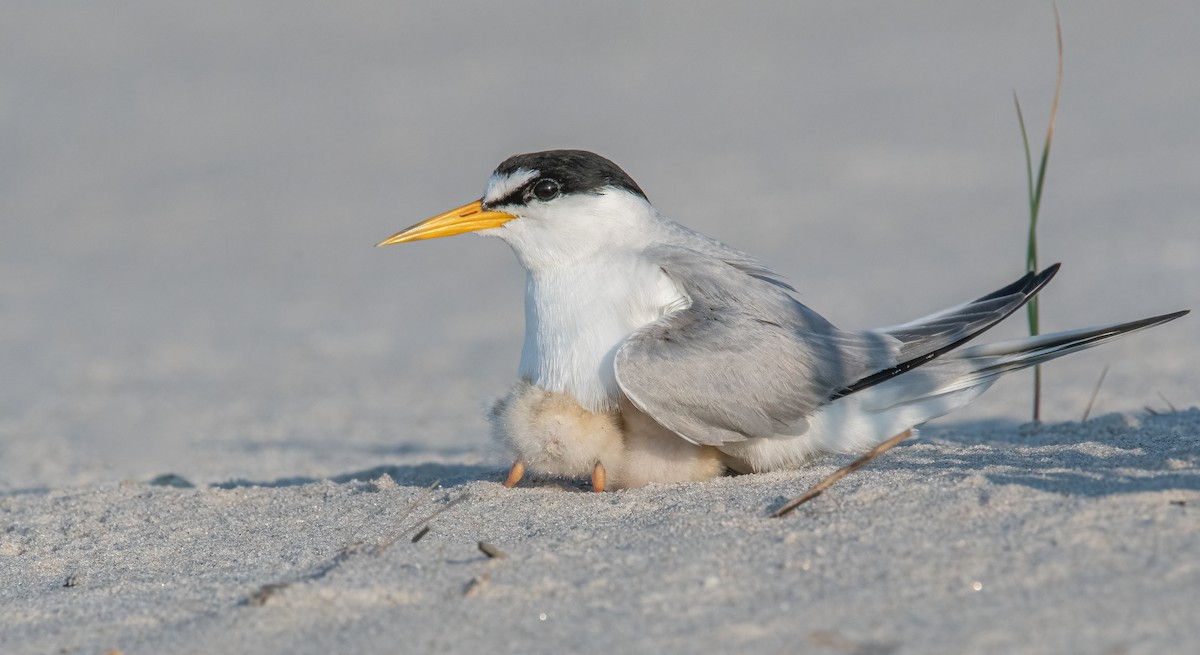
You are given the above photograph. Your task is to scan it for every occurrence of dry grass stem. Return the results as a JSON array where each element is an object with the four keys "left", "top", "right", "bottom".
[
  {"left": 245, "top": 484, "right": 467, "bottom": 606},
  {"left": 463, "top": 573, "right": 491, "bottom": 597},
  {"left": 478, "top": 541, "right": 508, "bottom": 559},
  {"left": 1080, "top": 365, "right": 1109, "bottom": 422},
  {"left": 373, "top": 481, "right": 442, "bottom": 554},
  {"left": 246, "top": 582, "right": 290, "bottom": 607},
  {"left": 773, "top": 429, "right": 914, "bottom": 518}
]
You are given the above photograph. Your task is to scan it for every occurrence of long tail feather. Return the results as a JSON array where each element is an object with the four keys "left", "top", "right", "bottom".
[
  {"left": 940, "top": 310, "right": 1189, "bottom": 393},
  {"left": 859, "top": 310, "right": 1188, "bottom": 415}
]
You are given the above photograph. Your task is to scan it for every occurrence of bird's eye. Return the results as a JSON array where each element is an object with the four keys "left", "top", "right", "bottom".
[{"left": 532, "top": 178, "right": 561, "bottom": 201}]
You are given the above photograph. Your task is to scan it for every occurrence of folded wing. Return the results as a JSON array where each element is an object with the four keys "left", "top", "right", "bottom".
[{"left": 614, "top": 248, "right": 1059, "bottom": 446}]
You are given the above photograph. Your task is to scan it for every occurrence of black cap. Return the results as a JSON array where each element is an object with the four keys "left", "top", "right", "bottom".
[{"left": 487, "top": 150, "right": 647, "bottom": 208}]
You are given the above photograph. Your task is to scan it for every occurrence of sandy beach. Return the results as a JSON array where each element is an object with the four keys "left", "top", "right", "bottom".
[{"left": 3, "top": 2, "right": 1197, "bottom": 653}]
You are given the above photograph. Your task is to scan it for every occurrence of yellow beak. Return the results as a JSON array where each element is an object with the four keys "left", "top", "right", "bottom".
[{"left": 376, "top": 200, "right": 517, "bottom": 246}]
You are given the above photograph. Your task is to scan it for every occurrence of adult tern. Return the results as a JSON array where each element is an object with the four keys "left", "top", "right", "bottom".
[{"left": 379, "top": 150, "right": 1186, "bottom": 491}]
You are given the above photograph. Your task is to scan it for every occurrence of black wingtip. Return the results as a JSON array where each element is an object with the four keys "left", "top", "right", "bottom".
[
  {"left": 1078, "top": 309, "right": 1189, "bottom": 347},
  {"left": 1098, "top": 309, "right": 1189, "bottom": 336},
  {"left": 1133, "top": 309, "right": 1189, "bottom": 327},
  {"left": 1030, "top": 262, "right": 1061, "bottom": 295},
  {"left": 831, "top": 264, "right": 1062, "bottom": 400},
  {"left": 978, "top": 263, "right": 1060, "bottom": 305}
]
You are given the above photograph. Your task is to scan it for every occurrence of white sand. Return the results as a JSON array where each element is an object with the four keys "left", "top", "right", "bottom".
[{"left": 2, "top": 2, "right": 1197, "bottom": 654}]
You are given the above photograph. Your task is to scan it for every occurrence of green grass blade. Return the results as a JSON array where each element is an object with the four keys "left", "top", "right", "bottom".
[{"left": 1016, "top": 6, "right": 1063, "bottom": 422}]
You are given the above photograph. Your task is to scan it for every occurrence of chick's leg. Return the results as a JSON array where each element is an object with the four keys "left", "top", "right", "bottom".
[
  {"left": 502, "top": 460, "right": 526, "bottom": 488},
  {"left": 592, "top": 461, "right": 607, "bottom": 493}
]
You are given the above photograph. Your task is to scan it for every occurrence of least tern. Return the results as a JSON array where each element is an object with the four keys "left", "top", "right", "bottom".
[{"left": 379, "top": 149, "right": 1187, "bottom": 491}]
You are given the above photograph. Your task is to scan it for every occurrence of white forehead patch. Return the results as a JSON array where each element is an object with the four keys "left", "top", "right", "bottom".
[{"left": 483, "top": 168, "right": 539, "bottom": 205}]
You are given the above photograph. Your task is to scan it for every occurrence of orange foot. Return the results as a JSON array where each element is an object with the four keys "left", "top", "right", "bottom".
[
  {"left": 592, "top": 461, "right": 606, "bottom": 493},
  {"left": 502, "top": 460, "right": 525, "bottom": 488}
]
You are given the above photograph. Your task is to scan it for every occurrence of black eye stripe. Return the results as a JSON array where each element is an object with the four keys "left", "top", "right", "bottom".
[{"left": 489, "top": 184, "right": 531, "bottom": 209}]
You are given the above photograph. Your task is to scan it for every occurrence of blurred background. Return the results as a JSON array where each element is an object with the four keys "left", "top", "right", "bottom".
[{"left": 2, "top": 1, "right": 1196, "bottom": 490}]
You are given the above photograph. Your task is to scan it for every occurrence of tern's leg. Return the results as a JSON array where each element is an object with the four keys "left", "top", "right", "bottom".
[
  {"left": 502, "top": 460, "right": 526, "bottom": 488},
  {"left": 591, "top": 462, "right": 607, "bottom": 493}
]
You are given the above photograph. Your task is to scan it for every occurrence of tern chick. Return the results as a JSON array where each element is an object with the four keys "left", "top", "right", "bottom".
[
  {"left": 380, "top": 149, "right": 1187, "bottom": 490},
  {"left": 489, "top": 381, "right": 725, "bottom": 491}
]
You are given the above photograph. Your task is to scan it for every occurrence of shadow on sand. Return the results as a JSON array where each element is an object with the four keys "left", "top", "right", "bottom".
[
  {"left": 894, "top": 410, "right": 1200, "bottom": 497},
  {"left": 212, "top": 462, "right": 501, "bottom": 490},
  {"left": 7, "top": 411, "right": 1183, "bottom": 499}
]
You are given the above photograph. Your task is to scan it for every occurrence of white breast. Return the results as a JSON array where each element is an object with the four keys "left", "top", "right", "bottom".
[{"left": 519, "top": 256, "right": 686, "bottom": 413}]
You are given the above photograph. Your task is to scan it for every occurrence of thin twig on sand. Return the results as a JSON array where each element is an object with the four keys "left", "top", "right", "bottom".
[
  {"left": 375, "top": 490, "right": 469, "bottom": 555},
  {"left": 244, "top": 484, "right": 468, "bottom": 606},
  {"left": 477, "top": 541, "right": 508, "bottom": 559},
  {"left": 772, "top": 429, "right": 914, "bottom": 518},
  {"left": 1080, "top": 364, "right": 1109, "bottom": 422}
]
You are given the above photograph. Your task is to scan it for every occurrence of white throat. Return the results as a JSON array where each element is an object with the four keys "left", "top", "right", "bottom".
[{"left": 488, "top": 190, "right": 688, "bottom": 412}]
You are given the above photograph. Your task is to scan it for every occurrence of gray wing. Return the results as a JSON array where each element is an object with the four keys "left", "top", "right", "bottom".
[
  {"left": 613, "top": 246, "right": 899, "bottom": 446},
  {"left": 614, "top": 245, "right": 1060, "bottom": 446}
]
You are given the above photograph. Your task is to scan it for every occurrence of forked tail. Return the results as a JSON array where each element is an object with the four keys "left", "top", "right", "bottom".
[
  {"left": 858, "top": 309, "right": 1188, "bottom": 418},
  {"left": 941, "top": 310, "right": 1189, "bottom": 394}
]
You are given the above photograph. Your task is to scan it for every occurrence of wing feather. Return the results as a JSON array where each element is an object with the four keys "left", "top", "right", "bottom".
[
  {"left": 831, "top": 264, "right": 1059, "bottom": 398},
  {"left": 615, "top": 247, "right": 1061, "bottom": 447},
  {"left": 614, "top": 246, "right": 897, "bottom": 446}
]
